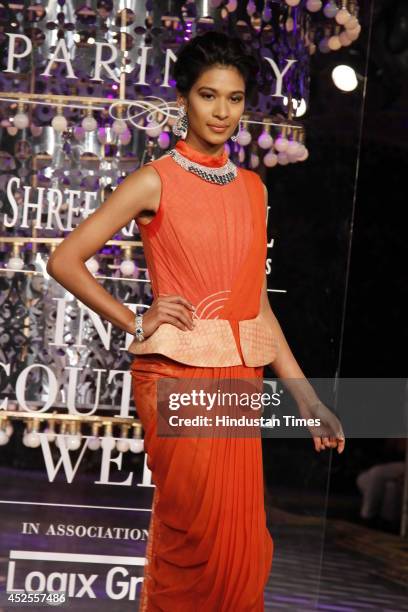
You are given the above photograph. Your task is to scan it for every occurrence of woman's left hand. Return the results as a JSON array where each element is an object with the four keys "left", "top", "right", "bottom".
[{"left": 299, "top": 400, "right": 346, "bottom": 454}]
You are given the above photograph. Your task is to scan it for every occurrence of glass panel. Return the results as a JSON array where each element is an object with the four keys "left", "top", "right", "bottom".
[{"left": 262, "top": 2, "right": 380, "bottom": 609}]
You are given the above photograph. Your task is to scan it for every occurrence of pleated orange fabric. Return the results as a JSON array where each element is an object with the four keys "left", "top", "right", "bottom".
[{"left": 130, "top": 139, "right": 274, "bottom": 611}]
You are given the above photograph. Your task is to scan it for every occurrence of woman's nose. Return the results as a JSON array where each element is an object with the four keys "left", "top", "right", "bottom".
[{"left": 213, "top": 100, "right": 229, "bottom": 118}]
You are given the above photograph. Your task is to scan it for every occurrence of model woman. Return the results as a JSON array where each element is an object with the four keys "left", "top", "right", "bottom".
[{"left": 47, "top": 31, "right": 345, "bottom": 611}]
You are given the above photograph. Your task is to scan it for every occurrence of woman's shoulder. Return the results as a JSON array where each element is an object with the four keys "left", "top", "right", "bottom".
[
  {"left": 238, "top": 166, "right": 265, "bottom": 190},
  {"left": 237, "top": 167, "right": 267, "bottom": 210},
  {"left": 238, "top": 166, "right": 262, "bottom": 182},
  {"left": 145, "top": 152, "right": 173, "bottom": 167}
]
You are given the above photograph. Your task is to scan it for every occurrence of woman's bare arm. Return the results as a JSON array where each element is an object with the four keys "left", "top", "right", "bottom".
[
  {"left": 46, "top": 165, "right": 161, "bottom": 335},
  {"left": 259, "top": 182, "right": 345, "bottom": 452},
  {"left": 259, "top": 182, "right": 317, "bottom": 404},
  {"left": 259, "top": 267, "right": 319, "bottom": 410}
]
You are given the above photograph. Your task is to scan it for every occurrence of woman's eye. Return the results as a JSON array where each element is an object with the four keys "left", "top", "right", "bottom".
[{"left": 201, "top": 94, "right": 243, "bottom": 102}]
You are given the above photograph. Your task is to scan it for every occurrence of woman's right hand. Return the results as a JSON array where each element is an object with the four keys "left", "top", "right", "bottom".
[{"left": 141, "top": 294, "right": 196, "bottom": 339}]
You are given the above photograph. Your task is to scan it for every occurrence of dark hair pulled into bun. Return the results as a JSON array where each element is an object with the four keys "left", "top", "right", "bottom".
[{"left": 172, "top": 30, "right": 260, "bottom": 99}]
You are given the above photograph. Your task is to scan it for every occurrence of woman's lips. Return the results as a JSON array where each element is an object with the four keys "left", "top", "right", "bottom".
[{"left": 208, "top": 125, "right": 228, "bottom": 133}]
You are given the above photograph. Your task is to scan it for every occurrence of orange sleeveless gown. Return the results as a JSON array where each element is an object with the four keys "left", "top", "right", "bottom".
[{"left": 130, "top": 139, "right": 274, "bottom": 611}]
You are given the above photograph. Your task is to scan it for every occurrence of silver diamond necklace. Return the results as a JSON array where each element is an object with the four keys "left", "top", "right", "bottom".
[{"left": 168, "top": 147, "right": 238, "bottom": 185}]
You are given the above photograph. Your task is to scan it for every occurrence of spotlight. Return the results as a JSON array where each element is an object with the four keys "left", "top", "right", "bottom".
[{"left": 331, "top": 64, "right": 358, "bottom": 92}]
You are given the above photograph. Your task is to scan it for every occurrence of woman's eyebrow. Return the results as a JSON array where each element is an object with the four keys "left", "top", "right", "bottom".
[{"left": 198, "top": 86, "right": 245, "bottom": 94}]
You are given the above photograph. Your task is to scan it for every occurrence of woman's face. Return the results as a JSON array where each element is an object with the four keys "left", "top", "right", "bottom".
[{"left": 177, "top": 64, "right": 246, "bottom": 146}]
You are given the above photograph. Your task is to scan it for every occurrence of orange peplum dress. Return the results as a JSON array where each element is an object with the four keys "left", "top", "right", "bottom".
[{"left": 130, "top": 139, "right": 275, "bottom": 611}]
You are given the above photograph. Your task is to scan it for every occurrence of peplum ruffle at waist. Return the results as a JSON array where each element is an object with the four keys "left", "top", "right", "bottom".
[{"left": 127, "top": 310, "right": 279, "bottom": 367}]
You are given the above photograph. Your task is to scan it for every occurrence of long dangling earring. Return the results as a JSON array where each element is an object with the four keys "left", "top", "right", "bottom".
[
  {"left": 172, "top": 105, "right": 188, "bottom": 139},
  {"left": 230, "top": 118, "right": 242, "bottom": 142}
]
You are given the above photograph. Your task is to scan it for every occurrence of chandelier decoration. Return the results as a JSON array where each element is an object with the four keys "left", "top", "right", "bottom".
[
  {"left": 0, "top": 410, "right": 144, "bottom": 453},
  {"left": 0, "top": 0, "right": 361, "bottom": 172}
]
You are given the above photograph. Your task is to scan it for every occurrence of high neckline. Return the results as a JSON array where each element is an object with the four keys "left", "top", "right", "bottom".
[{"left": 174, "top": 139, "right": 229, "bottom": 168}]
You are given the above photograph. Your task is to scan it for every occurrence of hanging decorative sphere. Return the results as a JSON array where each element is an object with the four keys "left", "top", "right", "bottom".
[
  {"left": 119, "top": 129, "right": 132, "bottom": 145},
  {"left": 226, "top": 0, "right": 237, "bottom": 11},
  {"left": 339, "top": 31, "right": 352, "bottom": 46},
  {"left": 85, "top": 257, "right": 99, "bottom": 274},
  {"left": 328, "top": 35, "right": 342, "bottom": 50},
  {"left": 66, "top": 435, "right": 81, "bottom": 451},
  {"left": 335, "top": 8, "right": 351, "bottom": 25},
  {"left": 30, "top": 124, "right": 43, "bottom": 137},
  {"left": 345, "top": 16, "right": 359, "bottom": 30},
  {"left": 258, "top": 131, "right": 273, "bottom": 149},
  {"left": 296, "top": 144, "right": 307, "bottom": 157},
  {"left": 8, "top": 256, "right": 24, "bottom": 270},
  {"left": 298, "top": 147, "right": 309, "bottom": 161},
  {"left": 74, "top": 125, "right": 85, "bottom": 141},
  {"left": 120, "top": 260, "right": 136, "bottom": 276},
  {"left": 51, "top": 114, "right": 68, "bottom": 132},
  {"left": 44, "top": 427, "right": 56, "bottom": 442},
  {"left": 250, "top": 153, "right": 259, "bottom": 169},
  {"left": 319, "top": 37, "right": 331, "bottom": 53},
  {"left": 14, "top": 112, "right": 29, "bottom": 129},
  {"left": 55, "top": 435, "right": 67, "bottom": 450},
  {"left": 82, "top": 115, "right": 97, "bottom": 132},
  {"left": 277, "top": 152, "right": 290, "bottom": 165},
  {"left": 158, "top": 131, "right": 171, "bottom": 149},
  {"left": 129, "top": 438, "right": 144, "bottom": 453},
  {"left": 145, "top": 120, "right": 162, "bottom": 138},
  {"left": 117, "top": 439, "right": 130, "bottom": 453},
  {"left": 262, "top": 6, "right": 272, "bottom": 21},
  {"left": 323, "top": 0, "right": 338, "bottom": 18},
  {"left": 286, "top": 140, "right": 302, "bottom": 158},
  {"left": 347, "top": 25, "right": 361, "bottom": 40},
  {"left": 112, "top": 119, "right": 127, "bottom": 135},
  {"left": 263, "top": 152, "right": 278, "bottom": 168},
  {"left": 286, "top": 0, "right": 301, "bottom": 7},
  {"left": 287, "top": 149, "right": 300, "bottom": 163},
  {"left": 309, "top": 42, "right": 317, "bottom": 55},
  {"left": 306, "top": 0, "right": 322, "bottom": 12},
  {"left": 101, "top": 436, "right": 116, "bottom": 451},
  {"left": 25, "top": 432, "right": 41, "bottom": 448},
  {"left": 237, "top": 129, "right": 251, "bottom": 146},
  {"left": 97, "top": 127, "right": 107, "bottom": 144},
  {"left": 88, "top": 437, "right": 101, "bottom": 451},
  {"left": 274, "top": 136, "right": 289, "bottom": 152},
  {"left": 247, "top": 0, "right": 256, "bottom": 16}
]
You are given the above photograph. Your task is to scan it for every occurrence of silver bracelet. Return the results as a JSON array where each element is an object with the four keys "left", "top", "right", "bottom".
[{"left": 135, "top": 312, "right": 145, "bottom": 342}]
